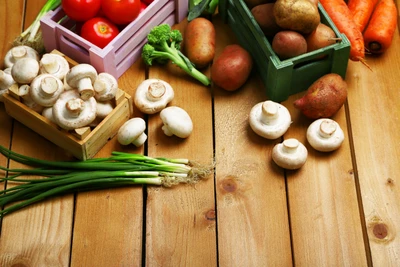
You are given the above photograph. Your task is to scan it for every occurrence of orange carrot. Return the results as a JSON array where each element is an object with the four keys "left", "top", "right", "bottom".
[
  {"left": 347, "top": 0, "right": 379, "bottom": 32},
  {"left": 320, "top": 0, "right": 365, "bottom": 61},
  {"left": 363, "top": 0, "right": 398, "bottom": 54}
]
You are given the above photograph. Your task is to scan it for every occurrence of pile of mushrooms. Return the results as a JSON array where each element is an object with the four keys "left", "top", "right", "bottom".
[
  {"left": 1, "top": 45, "right": 119, "bottom": 131},
  {"left": 248, "top": 100, "right": 345, "bottom": 170},
  {"left": 117, "top": 79, "right": 193, "bottom": 147}
]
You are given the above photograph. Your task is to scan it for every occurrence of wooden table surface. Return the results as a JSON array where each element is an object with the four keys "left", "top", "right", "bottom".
[{"left": 1, "top": 0, "right": 399, "bottom": 266}]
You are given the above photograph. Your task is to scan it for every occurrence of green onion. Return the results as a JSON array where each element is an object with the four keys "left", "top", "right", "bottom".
[
  {"left": 13, "top": 0, "right": 61, "bottom": 53},
  {"left": 0, "top": 145, "right": 213, "bottom": 218}
]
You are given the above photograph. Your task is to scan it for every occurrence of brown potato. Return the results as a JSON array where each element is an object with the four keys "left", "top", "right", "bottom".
[
  {"left": 184, "top": 17, "right": 216, "bottom": 69},
  {"left": 211, "top": 44, "right": 253, "bottom": 91},
  {"left": 251, "top": 3, "right": 282, "bottom": 37},
  {"left": 273, "top": 0, "right": 320, "bottom": 34},
  {"left": 272, "top": 31, "right": 307, "bottom": 59},
  {"left": 306, "top": 23, "right": 338, "bottom": 52}
]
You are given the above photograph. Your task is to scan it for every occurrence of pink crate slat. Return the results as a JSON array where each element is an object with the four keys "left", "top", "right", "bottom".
[{"left": 175, "top": 0, "right": 189, "bottom": 22}]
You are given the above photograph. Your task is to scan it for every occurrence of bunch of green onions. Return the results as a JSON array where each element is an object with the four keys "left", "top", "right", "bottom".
[
  {"left": 13, "top": 0, "right": 61, "bottom": 53},
  {"left": 0, "top": 145, "right": 212, "bottom": 218}
]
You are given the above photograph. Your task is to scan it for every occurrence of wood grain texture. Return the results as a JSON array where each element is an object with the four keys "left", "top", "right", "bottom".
[
  {"left": 213, "top": 15, "right": 293, "bottom": 267},
  {"left": 70, "top": 61, "right": 146, "bottom": 267},
  {"left": 346, "top": 29, "right": 400, "bottom": 266},
  {"left": 144, "top": 20, "right": 217, "bottom": 267}
]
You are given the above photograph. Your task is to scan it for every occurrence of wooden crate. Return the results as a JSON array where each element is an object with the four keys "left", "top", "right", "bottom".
[{"left": 3, "top": 51, "right": 133, "bottom": 160}]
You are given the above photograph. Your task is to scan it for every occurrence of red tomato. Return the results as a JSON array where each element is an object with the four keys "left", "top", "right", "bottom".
[
  {"left": 101, "top": 0, "right": 141, "bottom": 25},
  {"left": 80, "top": 17, "right": 120, "bottom": 48},
  {"left": 141, "top": 2, "right": 148, "bottom": 12},
  {"left": 62, "top": 0, "right": 101, "bottom": 22}
]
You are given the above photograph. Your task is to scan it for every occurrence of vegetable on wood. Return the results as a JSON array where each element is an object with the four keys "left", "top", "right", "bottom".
[
  {"left": 347, "top": 0, "right": 379, "bottom": 32},
  {"left": 0, "top": 146, "right": 213, "bottom": 218},
  {"left": 13, "top": 0, "right": 61, "bottom": 53},
  {"left": 141, "top": 24, "right": 211, "bottom": 86},
  {"left": 320, "top": 0, "right": 365, "bottom": 62},
  {"left": 363, "top": 0, "right": 398, "bottom": 54},
  {"left": 306, "top": 118, "right": 345, "bottom": 152}
]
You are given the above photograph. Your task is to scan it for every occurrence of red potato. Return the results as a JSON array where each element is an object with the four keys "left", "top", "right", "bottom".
[
  {"left": 272, "top": 31, "right": 307, "bottom": 59},
  {"left": 251, "top": 3, "right": 282, "bottom": 37},
  {"left": 184, "top": 17, "right": 216, "bottom": 69},
  {"left": 306, "top": 23, "right": 338, "bottom": 52},
  {"left": 211, "top": 44, "right": 253, "bottom": 91}
]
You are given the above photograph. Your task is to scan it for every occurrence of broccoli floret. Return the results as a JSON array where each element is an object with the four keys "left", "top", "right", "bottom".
[{"left": 141, "top": 24, "right": 211, "bottom": 86}]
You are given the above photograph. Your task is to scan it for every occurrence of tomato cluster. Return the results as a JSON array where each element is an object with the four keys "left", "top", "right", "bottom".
[{"left": 62, "top": 0, "right": 153, "bottom": 48}]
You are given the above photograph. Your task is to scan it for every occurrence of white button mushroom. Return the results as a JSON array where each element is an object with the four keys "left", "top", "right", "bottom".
[
  {"left": 96, "top": 100, "right": 114, "bottom": 119},
  {"left": 11, "top": 57, "right": 40, "bottom": 84},
  {"left": 117, "top": 117, "right": 147, "bottom": 147},
  {"left": 65, "top": 63, "right": 98, "bottom": 100},
  {"left": 42, "top": 107, "right": 56, "bottom": 124},
  {"left": 249, "top": 100, "right": 292, "bottom": 139},
  {"left": 39, "top": 53, "right": 70, "bottom": 80},
  {"left": 29, "top": 74, "right": 64, "bottom": 107},
  {"left": 94, "top": 72, "right": 118, "bottom": 101},
  {"left": 0, "top": 68, "right": 16, "bottom": 102},
  {"left": 272, "top": 138, "right": 308, "bottom": 170},
  {"left": 307, "top": 118, "right": 345, "bottom": 152},
  {"left": 160, "top": 106, "right": 193, "bottom": 138},
  {"left": 4, "top": 45, "right": 40, "bottom": 68},
  {"left": 134, "top": 79, "right": 174, "bottom": 114},
  {"left": 17, "top": 84, "right": 44, "bottom": 113},
  {"left": 52, "top": 89, "right": 97, "bottom": 130}
]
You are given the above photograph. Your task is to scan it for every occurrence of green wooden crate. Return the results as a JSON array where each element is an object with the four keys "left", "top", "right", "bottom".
[{"left": 219, "top": 0, "right": 351, "bottom": 102}]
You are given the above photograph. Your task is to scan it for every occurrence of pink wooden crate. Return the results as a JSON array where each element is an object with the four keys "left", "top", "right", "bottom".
[{"left": 40, "top": 0, "right": 188, "bottom": 79}]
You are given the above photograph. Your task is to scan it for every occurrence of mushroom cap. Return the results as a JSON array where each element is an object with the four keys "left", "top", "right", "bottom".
[
  {"left": 96, "top": 100, "right": 114, "bottom": 119},
  {"left": 134, "top": 79, "right": 175, "bottom": 114},
  {"left": 249, "top": 100, "right": 291, "bottom": 139},
  {"left": 94, "top": 72, "right": 118, "bottom": 101},
  {"left": 39, "top": 53, "right": 70, "bottom": 80},
  {"left": 29, "top": 74, "right": 64, "bottom": 107},
  {"left": 272, "top": 138, "right": 308, "bottom": 170},
  {"left": 52, "top": 89, "right": 97, "bottom": 130},
  {"left": 11, "top": 57, "right": 40, "bottom": 84},
  {"left": 160, "top": 106, "right": 193, "bottom": 138},
  {"left": 307, "top": 118, "right": 344, "bottom": 152},
  {"left": 65, "top": 63, "right": 98, "bottom": 88},
  {"left": 0, "top": 68, "right": 16, "bottom": 90},
  {"left": 117, "top": 117, "right": 147, "bottom": 146},
  {"left": 4, "top": 45, "right": 40, "bottom": 68}
]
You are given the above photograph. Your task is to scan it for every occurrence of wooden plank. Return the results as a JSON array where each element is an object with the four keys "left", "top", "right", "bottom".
[
  {"left": 282, "top": 95, "right": 368, "bottom": 265},
  {"left": 346, "top": 30, "right": 400, "bottom": 266},
  {"left": 212, "top": 15, "right": 293, "bottom": 266},
  {"left": 0, "top": 1, "right": 74, "bottom": 266},
  {"left": 69, "top": 61, "right": 146, "bottom": 266},
  {"left": 145, "top": 20, "right": 217, "bottom": 266}
]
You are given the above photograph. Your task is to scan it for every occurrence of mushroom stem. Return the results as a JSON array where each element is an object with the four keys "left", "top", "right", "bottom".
[
  {"left": 11, "top": 46, "right": 28, "bottom": 60},
  {"left": 41, "top": 76, "right": 59, "bottom": 96},
  {"left": 66, "top": 98, "right": 85, "bottom": 118},
  {"left": 318, "top": 120, "right": 337, "bottom": 138},
  {"left": 41, "top": 54, "right": 61, "bottom": 74},
  {"left": 260, "top": 100, "right": 279, "bottom": 125},
  {"left": 147, "top": 81, "right": 166, "bottom": 101},
  {"left": 77, "top": 77, "right": 94, "bottom": 99},
  {"left": 18, "top": 84, "right": 43, "bottom": 113},
  {"left": 282, "top": 139, "right": 299, "bottom": 154},
  {"left": 133, "top": 133, "right": 148, "bottom": 147}
]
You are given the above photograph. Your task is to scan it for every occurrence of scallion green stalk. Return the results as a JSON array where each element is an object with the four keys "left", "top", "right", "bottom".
[{"left": 0, "top": 145, "right": 213, "bottom": 218}]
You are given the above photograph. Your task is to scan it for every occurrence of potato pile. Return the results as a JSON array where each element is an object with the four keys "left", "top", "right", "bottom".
[{"left": 248, "top": 0, "right": 339, "bottom": 60}]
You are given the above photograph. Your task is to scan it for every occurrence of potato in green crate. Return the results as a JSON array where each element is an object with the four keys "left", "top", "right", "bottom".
[{"left": 218, "top": 0, "right": 351, "bottom": 102}]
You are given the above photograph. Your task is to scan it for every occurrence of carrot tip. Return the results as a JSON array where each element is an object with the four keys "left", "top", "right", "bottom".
[{"left": 359, "top": 57, "right": 372, "bottom": 71}]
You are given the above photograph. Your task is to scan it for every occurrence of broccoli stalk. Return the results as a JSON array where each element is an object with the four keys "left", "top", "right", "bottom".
[{"left": 142, "top": 24, "right": 211, "bottom": 86}]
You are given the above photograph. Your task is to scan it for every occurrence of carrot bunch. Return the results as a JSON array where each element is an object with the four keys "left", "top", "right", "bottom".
[{"left": 320, "top": 0, "right": 398, "bottom": 61}]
